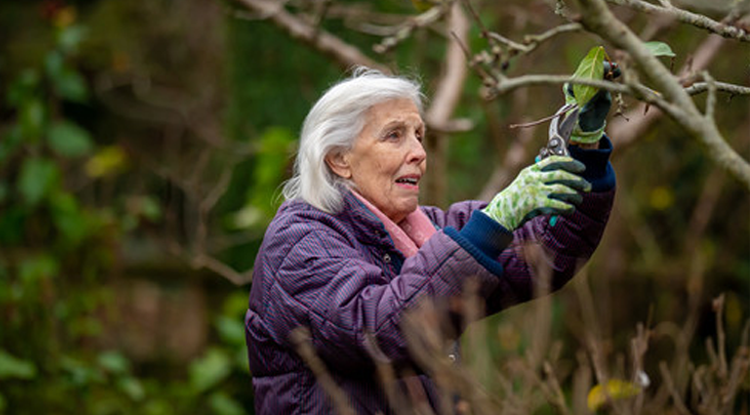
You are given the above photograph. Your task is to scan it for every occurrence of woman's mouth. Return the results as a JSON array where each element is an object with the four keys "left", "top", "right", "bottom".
[{"left": 395, "top": 175, "right": 420, "bottom": 189}]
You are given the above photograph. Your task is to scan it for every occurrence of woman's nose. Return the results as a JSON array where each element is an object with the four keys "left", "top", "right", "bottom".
[{"left": 407, "top": 135, "right": 427, "bottom": 164}]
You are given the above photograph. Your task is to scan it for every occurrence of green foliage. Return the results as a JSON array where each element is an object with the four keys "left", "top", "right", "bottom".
[
  {"left": 0, "top": 350, "right": 37, "bottom": 380},
  {"left": 643, "top": 41, "right": 676, "bottom": 57},
  {"left": 570, "top": 46, "right": 608, "bottom": 106}
]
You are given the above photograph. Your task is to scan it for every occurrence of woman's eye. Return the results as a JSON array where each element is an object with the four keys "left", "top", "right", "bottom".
[
  {"left": 386, "top": 130, "right": 401, "bottom": 140},
  {"left": 415, "top": 129, "right": 424, "bottom": 142}
]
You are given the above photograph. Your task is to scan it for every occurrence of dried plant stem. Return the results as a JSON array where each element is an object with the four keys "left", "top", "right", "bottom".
[
  {"left": 289, "top": 328, "right": 356, "bottom": 415},
  {"left": 659, "top": 361, "right": 692, "bottom": 415}
]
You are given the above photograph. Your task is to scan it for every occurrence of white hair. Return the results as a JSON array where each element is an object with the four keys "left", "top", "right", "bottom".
[{"left": 282, "top": 67, "right": 425, "bottom": 213}]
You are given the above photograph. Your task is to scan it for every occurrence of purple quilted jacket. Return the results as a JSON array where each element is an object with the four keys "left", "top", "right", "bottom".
[{"left": 245, "top": 141, "right": 616, "bottom": 414}]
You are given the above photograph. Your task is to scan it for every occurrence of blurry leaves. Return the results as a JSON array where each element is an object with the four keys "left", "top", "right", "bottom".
[
  {"left": 0, "top": 350, "right": 38, "bottom": 380},
  {"left": 61, "top": 355, "right": 106, "bottom": 387},
  {"left": 116, "top": 377, "right": 146, "bottom": 401},
  {"left": 85, "top": 145, "right": 128, "bottom": 178},
  {"left": 571, "top": 46, "right": 608, "bottom": 106},
  {"left": 189, "top": 348, "right": 231, "bottom": 393},
  {"left": 19, "top": 253, "right": 59, "bottom": 285},
  {"left": 50, "top": 192, "right": 93, "bottom": 245},
  {"left": 47, "top": 121, "right": 94, "bottom": 157},
  {"left": 19, "top": 99, "right": 46, "bottom": 141},
  {"left": 215, "top": 316, "right": 245, "bottom": 347},
  {"left": 208, "top": 392, "right": 246, "bottom": 415},
  {"left": 649, "top": 186, "right": 675, "bottom": 210},
  {"left": 250, "top": 126, "right": 296, "bottom": 210},
  {"left": 643, "top": 41, "right": 676, "bottom": 58},
  {"left": 18, "top": 157, "right": 60, "bottom": 207},
  {"left": 97, "top": 351, "right": 131, "bottom": 375},
  {"left": 587, "top": 379, "right": 643, "bottom": 411},
  {"left": 229, "top": 127, "right": 295, "bottom": 229}
]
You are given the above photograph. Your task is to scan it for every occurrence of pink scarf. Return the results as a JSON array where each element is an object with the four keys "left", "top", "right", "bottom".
[{"left": 352, "top": 191, "right": 437, "bottom": 258}]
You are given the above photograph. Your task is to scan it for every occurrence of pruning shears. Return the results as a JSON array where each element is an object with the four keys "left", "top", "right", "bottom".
[{"left": 538, "top": 103, "right": 580, "bottom": 160}]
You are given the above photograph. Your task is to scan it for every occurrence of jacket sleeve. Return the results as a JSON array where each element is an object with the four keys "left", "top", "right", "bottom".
[
  {"left": 265, "top": 225, "right": 507, "bottom": 373},
  {"left": 423, "top": 137, "right": 616, "bottom": 314},
  {"left": 484, "top": 137, "right": 616, "bottom": 313}
]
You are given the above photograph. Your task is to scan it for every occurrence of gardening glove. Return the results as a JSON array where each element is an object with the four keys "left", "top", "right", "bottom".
[
  {"left": 564, "top": 61, "right": 621, "bottom": 144},
  {"left": 481, "top": 156, "right": 591, "bottom": 230}
]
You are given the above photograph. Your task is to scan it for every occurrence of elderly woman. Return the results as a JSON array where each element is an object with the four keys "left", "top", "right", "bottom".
[{"left": 245, "top": 68, "right": 615, "bottom": 414}]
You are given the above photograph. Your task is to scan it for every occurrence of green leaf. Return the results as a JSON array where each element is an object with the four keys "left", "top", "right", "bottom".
[
  {"left": 189, "top": 348, "right": 231, "bottom": 393},
  {"left": 117, "top": 376, "right": 146, "bottom": 401},
  {"left": 215, "top": 316, "right": 245, "bottom": 346},
  {"left": 6, "top": 70, "right": 40, "bottom": 107},
  {"left": 19, "top": 254, "right": 59, "bottom": 285},
  {"left": 50, "top": 191, "right": 91, "bottom": 245},
  {"left": 97, "top": 351, "right": 131, "bottom": 375},
  {"left": 0, "top": 126, "right": 24, "bottom": 163},
  {"left": 47, "top": 120, "right": 93, "bottom": 157},
  {"left": 20, "top": 99, "right": 45, "bottom": 140},
  {"left": 18, "top": 157, "right": 60, "bottom": 206},
  {"left": 85, "top": 145, "right": 128, "bottom": 178},
  {"left": 0, "top": 350, "right": 37, "bottom": 380},
  {"left": 44, "top": 51, "right": 65, "bottom": 80},
  {"left": 58, "top": 25, "right": 87, "bottom": 53},
  {"left": 643, "top": 41, "right": 676, "bottom": 57},
  {"left": 571, "top": 46, "right": 607, "bottom": 106},
  {"left": 54, "top": 69, "right": 88, "bottom": 102}
]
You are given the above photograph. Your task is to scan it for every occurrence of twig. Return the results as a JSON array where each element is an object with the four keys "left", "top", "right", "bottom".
[
  {"left": 191, "top": 253, "right": 253, "bottom": 285},
  {"left": 684, "top": 81, "right": 750, "bottom": 97},
  {"left": 658, "top": 361, "right": 693, "bottom": 415},
  {"left": 711, "top": 295, "right": 728, "bottom": 378},
  {"left": 509, "top": 110, "right": 566, "bottom": 129},
  {"left": 372, "top": 6, "right": 447, "bottom": 54}
]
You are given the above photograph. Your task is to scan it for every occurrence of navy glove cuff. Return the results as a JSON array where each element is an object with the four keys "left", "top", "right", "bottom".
[{"left": 569, "top": 135, "right": 615, "bottom": 192}]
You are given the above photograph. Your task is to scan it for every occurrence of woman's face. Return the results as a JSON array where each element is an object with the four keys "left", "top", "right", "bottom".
[{"left": 327, "top": 98, "right": 427, "bottom": 223}]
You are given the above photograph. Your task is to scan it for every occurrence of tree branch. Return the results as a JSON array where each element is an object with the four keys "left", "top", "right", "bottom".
[
  {"left": 232, "top": 0, "right": 389, "bottom": 72},
  {"left": 607, "top": 34, "right": 727, "bottom": 152},
  {"left": 577, "top": 0, "right": 750, "bottom": 190},
  {"left": 606, "top": 0, "right": 750, "bottom": 42},
  {"left": 424, "top": 2, "right": 470, "bottom": 205}
]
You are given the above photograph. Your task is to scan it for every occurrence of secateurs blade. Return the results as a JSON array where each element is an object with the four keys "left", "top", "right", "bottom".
[{"left": 538, "top": 103, "right": 580, "bottom": 160}]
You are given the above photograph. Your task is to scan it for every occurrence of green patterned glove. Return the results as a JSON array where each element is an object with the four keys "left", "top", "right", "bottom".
[
  {"left": 482, "top": 156, "right": 591, "bottom": 230},
  {"left": 564, "top": 61, "right": 621, "bottom": 144}
]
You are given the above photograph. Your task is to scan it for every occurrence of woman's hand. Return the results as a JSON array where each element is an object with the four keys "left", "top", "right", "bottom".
[
  {"left": 565, "top": 61, "right": 621, "bottom": 145},
  {"left": 481, "top": 156, "right": 591, "bottom": 230}
]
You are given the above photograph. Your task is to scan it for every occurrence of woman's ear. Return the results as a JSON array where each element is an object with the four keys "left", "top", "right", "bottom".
[{"left": 325, "top": 151, "right": 352, "bottom": 179}]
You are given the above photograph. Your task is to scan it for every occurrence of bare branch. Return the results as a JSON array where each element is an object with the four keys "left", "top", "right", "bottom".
[
  {"left": 606, "top": 0, "right": 750, "bottom": 42},
  {"left": 684, "top": 81, "right": 750, "bottom": 96},
  {"left": 231, "top": 0, "right": 389, "bottom": 72},
  {"left": 372, "top": 6, "right": 448, "bottom": 54},
  {"left": 608, "top": 34, "right": 728, "bottom": 152}
]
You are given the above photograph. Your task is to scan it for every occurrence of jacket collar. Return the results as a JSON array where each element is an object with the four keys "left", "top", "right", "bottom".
[{"left": 337, "top": 189, "right": 397, "bottom": 248}]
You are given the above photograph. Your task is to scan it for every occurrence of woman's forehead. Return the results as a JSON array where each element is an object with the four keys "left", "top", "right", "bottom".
[{"left": 365, "top": 98, "right": 423, "bottom": 124}]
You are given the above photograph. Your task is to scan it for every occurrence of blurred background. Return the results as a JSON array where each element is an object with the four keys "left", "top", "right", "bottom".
[{"left": 0, "top": 0, "right": 747, "bottom": 413}]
